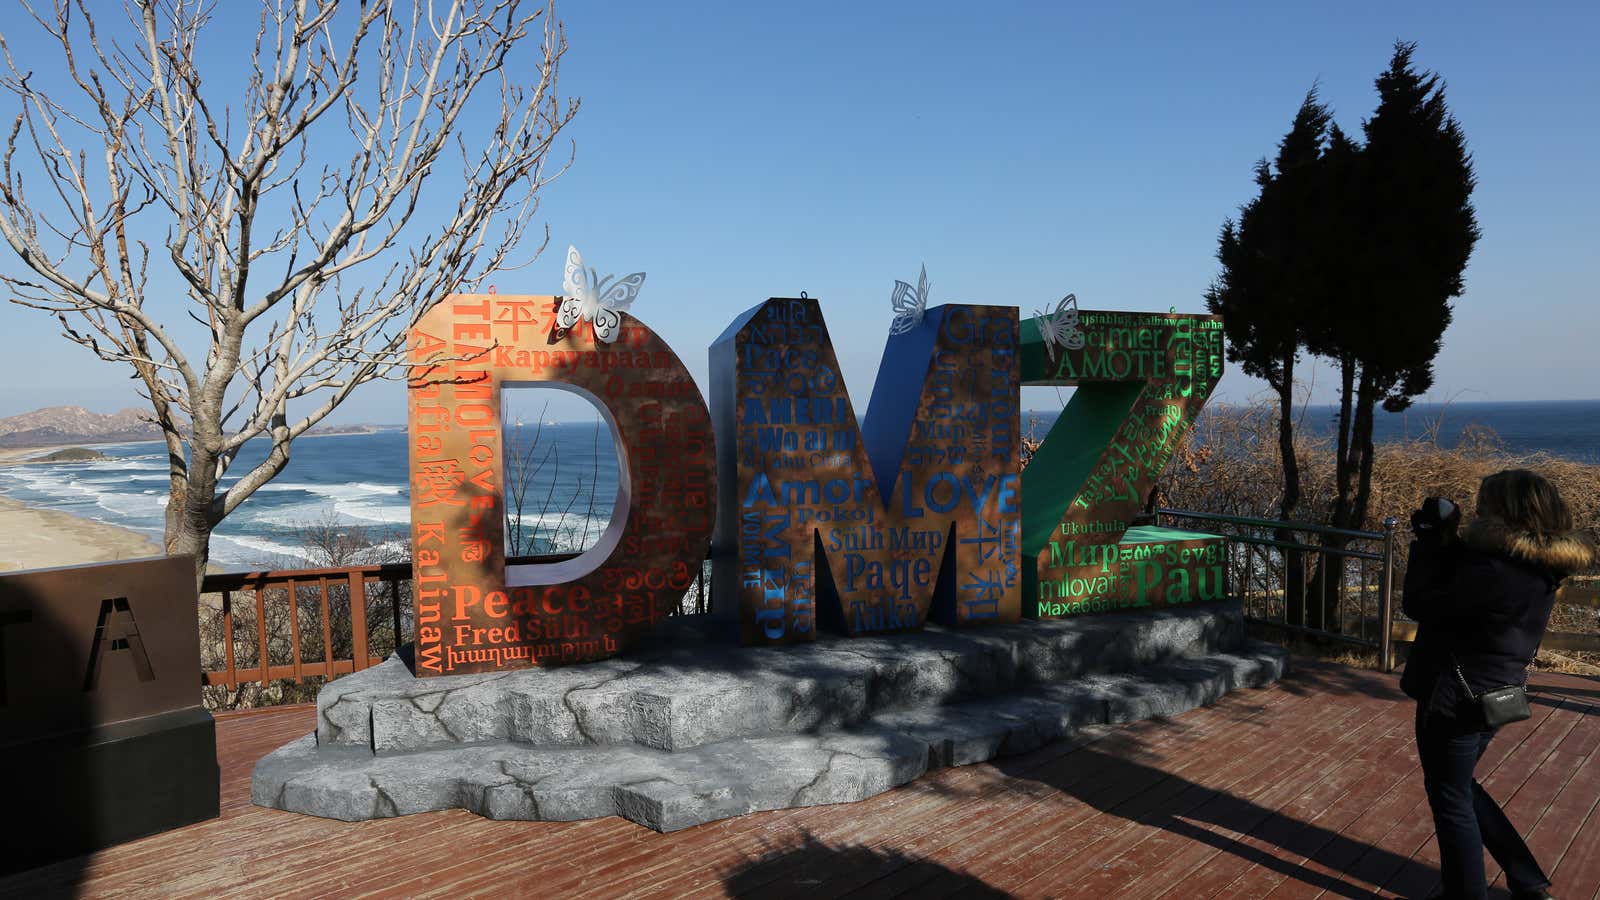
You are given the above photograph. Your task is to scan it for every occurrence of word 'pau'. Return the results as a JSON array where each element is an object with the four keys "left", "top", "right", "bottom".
[{"left": 407, "top": 276, "right": 1226, "bottom": 676}]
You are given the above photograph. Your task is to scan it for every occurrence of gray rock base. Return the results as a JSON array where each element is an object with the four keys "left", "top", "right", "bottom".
[{"left": 254, "top": 603, "right": 1289, "bottom": 832}]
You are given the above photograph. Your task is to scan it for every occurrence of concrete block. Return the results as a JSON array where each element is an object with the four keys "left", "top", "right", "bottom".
[{"left": 255, "top": 601, "right": 1286, "bottom": 833}]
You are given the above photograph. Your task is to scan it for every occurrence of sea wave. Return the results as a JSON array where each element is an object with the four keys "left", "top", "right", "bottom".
[
  {"left": 256, "top": 480, "right": 404, "bottom": 497},
  {"left": 507, "top": 511, "right": 614, "bottom": 553},
  {"left": 252, "top": 499, "right": 411, "bottom": 528},
  {"left": 81, "top": 459, "right": 169, "bottom": 473},
  {"left": 2, "top": 468, "right": 166, "bottom": 523},
  {"left": 236, "top": 479, "right": 413, "bottom": 529},
  {"left": 209, "top": 531, "right": 315, "bottom": 567}
]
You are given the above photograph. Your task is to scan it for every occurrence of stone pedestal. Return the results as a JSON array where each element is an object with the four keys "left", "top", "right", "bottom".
[{"left": 255, "top": 601, "right": 1287, "bottom": 832}]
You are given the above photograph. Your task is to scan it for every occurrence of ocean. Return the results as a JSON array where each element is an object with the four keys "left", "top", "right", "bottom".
[
  {"left": 1025, "top": 400, "right": 1600, "bottom": 463},
  {"left": 1331, "top": 400, "right": 1600, "bottom": 462},
  {"left": 0, "top": 422, "right": 621, "bottom": 570},
  {"left": 2, "top": 400, "right": 1594, "bottom": 570}
]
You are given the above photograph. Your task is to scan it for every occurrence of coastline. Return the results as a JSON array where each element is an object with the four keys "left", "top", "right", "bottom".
[
  {"left": 0, "top": 495, "right": 164, "bottom": 573},
  {"left": 0, "top": 437, "right": 399, "bottom": 575}
]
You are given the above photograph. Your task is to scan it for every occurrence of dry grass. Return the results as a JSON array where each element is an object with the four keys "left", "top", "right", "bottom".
[
  {"left": 1157, "top": 400, "right": 1600, "bottom": 671},
  {"left": 1247, "top": 623, "right": 1381, "bottom": 669}
]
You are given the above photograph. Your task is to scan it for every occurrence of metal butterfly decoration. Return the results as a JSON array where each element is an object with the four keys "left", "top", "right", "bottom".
[
  {"left": 889, "top": 263, "right": 931, "bottom": 336},
  {"left": 556, "top": 245, "right": 645, "bottom": 344},
  {"left": 1035, "top": 293, "right": 1086, "bottom": 362}
]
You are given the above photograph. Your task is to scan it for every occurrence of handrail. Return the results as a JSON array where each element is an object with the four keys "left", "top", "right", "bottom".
[
  {"left": 196, "top": 550, "right": 709, "bottom": 696},
  {"left": 1155, "top": 508, "right": 1401, "bottom": 672},
  {"left": 201, "top": 553, "right": 580, "bottom": 592},
  {"left": 1200, "top": 534, "right": 1384, "bottom": 561},
  {"left": 1389, "top": 619, "right": 1600, "bottom": 655},
  {"left": 1158, "top": 507, "right": 1388, "bottom": 543}
]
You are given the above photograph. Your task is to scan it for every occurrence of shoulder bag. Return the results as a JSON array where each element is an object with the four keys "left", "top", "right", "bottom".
[{"left": 1451, "top": 654, "right": 1531, "bottom": 728}]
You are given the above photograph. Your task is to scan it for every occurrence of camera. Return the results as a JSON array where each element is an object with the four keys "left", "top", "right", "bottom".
[{"left": 1410, "top": 496, "right": 1461, "bottom": 541}]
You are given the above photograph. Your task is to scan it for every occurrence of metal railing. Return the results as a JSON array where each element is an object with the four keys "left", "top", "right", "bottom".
[
  {"left": 1155, "top": 508, "right": 1401, "bottom": 671},
  {"left": 1389, "top": 580, "right": 1600, "bottom": 657},
  {"left": 193, "top": 517, "right": 1596, "bottom": 694},
  {"left": 199, "top": 560, "right": 411, "bottom": 688},
  {"left": 197, "top": 553, "right": 711, "bottom": 692}
]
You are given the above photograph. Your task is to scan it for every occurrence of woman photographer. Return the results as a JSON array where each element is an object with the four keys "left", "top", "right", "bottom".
[{"left": 1401, "top": 469, "right": 1593, "bottom": 900}]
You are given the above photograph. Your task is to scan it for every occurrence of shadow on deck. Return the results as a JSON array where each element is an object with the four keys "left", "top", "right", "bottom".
[{"left": 4, "top": 658, "right": 1599, "bottom": 899}]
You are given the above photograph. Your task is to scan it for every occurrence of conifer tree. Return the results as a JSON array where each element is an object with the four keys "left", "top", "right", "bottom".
[
  {"left": 1314, "top": 42, "right": 1480, "bottom": 534},
  {"left": 1206, "top": 89, "right": 1332, "bottom": 527}
]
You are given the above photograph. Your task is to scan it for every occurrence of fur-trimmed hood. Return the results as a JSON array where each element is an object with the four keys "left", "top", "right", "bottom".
[{"left": 1463, "top": 516, "right": 1595, "bottom": 576}]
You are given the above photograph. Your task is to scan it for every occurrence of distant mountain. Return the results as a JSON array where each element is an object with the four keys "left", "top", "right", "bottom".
[
  {"left": 0, "top": 406, "right": 405, "bottom": 448},
  {"left": 305, "top": 423, "right": 404, "bottom": 436},
  {"left": 0, "top": 406, "right": 164, "bottom": 448}
]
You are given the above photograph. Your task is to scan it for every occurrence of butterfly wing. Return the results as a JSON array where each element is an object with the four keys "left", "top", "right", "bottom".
[
  {"left": 888, "top": 281, "right": 919, "bottom": 335},
  {"left": 888, "top": 263, "right": 930, "bottom": 336},
  {"left": 591, "top": 306, "right": 624, "bottom": 343},
  {"left": 588, "top": 272, "right": 644, "bottom": 343},
  {"left": 557, "top": 246, "right": 589, "bottom": 332},
  {"left": 562, "top": 245, "right": 587, "bottom": 297},
  {"left": 1057, "top": 294, "right": 1086, "bottom": 350},
  {"left": 597, "top": 272, "right": 646, "bottom": 314},
  {"left": 1035, "top": 306, "right": 1060, "bottom": 362}
]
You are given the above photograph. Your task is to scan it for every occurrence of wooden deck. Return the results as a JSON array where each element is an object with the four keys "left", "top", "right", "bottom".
[{"left": 5, "top": 659, "right": 1600, "bottom": 899}]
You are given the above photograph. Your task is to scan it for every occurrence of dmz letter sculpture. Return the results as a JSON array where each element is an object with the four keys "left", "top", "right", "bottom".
[
  {"left": 709, "top": 298, "right": 1022, "bottom": 644},
  {"left": 407, "top": 293, "right": 715, "bottom": 676},
  {"left": 408, "top": 280, "right": 1224, "bottom": 676},
  {"left": 1020, "top": 305, "right": 1227, "bottom": 616}
]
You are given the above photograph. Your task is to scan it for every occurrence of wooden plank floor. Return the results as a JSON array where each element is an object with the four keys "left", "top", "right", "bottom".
[{"left": 5, "top": 659, "right": 1600, "bottom": 899}]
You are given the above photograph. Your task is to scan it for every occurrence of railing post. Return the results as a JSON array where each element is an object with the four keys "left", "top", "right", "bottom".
[
  {"left": 1379, "top": 516, "right": 1399, "bottom": 673},
  {"left": 222, "top": 589, "right": 237, "bottom": 688},
  {"left": 255, "top": 582, "right": 269, "bottom": 686},
  {"left": 348, "top": 570, "right": 370, "bottom": 671},
  {"left": 390, "top": 579, "right": 404, "bottom": 654}
]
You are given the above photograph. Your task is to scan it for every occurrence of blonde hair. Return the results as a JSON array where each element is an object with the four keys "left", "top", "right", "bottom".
[{"left": 1476, "top": 469, "right": 1573, "bottom": 536}]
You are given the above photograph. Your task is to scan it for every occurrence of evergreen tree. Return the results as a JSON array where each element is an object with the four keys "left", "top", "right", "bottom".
[
  {"left": 1311, "top": 42, "right": 1480, "bottom": 534},
  {"left": 1206, "top": 89, "right": 1332, "bottom": 526},
  {"left": 1208, "top": 44, "right": 1476, "bottom": 628}
]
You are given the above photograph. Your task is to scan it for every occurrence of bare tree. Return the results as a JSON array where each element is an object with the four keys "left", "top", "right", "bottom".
[{"left": 0, "top": 0, "right": 578, "bottom": 580}]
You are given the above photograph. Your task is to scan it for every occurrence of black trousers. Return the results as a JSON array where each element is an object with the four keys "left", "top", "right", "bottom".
[{"left": 1414, "top": 704, "right": 1549, "bottom": 898}]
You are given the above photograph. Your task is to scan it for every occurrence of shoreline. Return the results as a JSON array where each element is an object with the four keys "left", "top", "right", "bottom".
[
  {"left": 0, "top": 426, "right": 400, "bottom": 463},
  {"left": 0, "top": 495, "right": 164, "bottom": 573}
]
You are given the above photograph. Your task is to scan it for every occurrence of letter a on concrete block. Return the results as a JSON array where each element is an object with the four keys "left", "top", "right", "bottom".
[
  {"left": 407, "top": 295, "right": 715, "bottom": 676},
  {"left": 710, "top": 297, "right": 1021, "bottom": 645}
]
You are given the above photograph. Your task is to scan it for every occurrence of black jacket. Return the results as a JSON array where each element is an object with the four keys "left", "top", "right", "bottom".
[{"left": 1400, "top": 517, "right": 1591, "bottom": 719}]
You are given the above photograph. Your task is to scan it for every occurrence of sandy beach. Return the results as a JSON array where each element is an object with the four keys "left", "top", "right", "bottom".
[
  {"left": 0, "top": 495, "right": 163, "bottom": 573},
  {"left": 0, "top": 443, "right": 162, "bottom": 571}
]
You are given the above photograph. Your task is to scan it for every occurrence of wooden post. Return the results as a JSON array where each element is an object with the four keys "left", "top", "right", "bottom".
[
  {"left": 390, "top": 579, "right": 403, "bottom": 656},
  {"left": 348, "top": 570, "right": 370, "bottom": 671},
  {"left": 222, "top": 589, "right": 237, "bottom": 688},
  {"left": 319, "top": 579, "right": 333, "bottom": 679},
  {"left": 255, "top": 583, "right": 269, "bottom": 686},
  {"left": 287, "top": 578, "right": 302, "bottom": 683}
]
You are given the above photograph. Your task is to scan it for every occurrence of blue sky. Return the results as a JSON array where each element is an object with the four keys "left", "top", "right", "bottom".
[{"left": 0, "top": 0, "right": 1595, "bottom": 425}]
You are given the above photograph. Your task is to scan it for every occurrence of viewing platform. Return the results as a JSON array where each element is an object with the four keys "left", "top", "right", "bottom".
[{"left": 7, "top": 658, "right": 1598, "bottom": 898}]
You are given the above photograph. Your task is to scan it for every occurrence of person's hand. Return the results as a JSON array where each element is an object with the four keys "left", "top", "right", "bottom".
[{"left": 1410, "top": 497, "right": 1461, "bottom": 543}]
